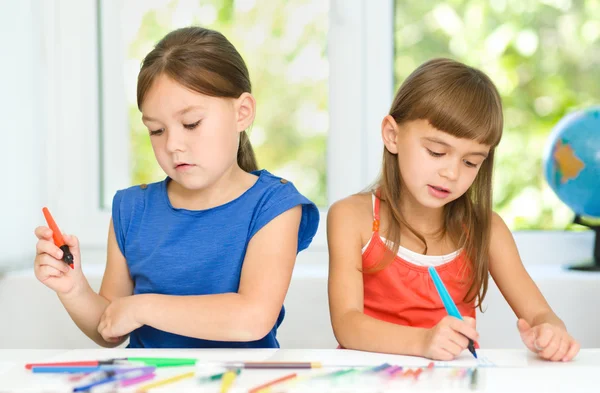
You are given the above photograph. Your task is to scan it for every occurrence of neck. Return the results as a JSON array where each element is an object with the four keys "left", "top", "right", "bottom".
[
  {"left": 167, "top": 164, "right": 257, "bottom": 210},
  {"left": 398, "top": 191, "right": 445, "bottom": 237}
]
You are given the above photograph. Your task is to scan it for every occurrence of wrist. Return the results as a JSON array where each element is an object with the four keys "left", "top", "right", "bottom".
[
  {"left": 531, "top": 313, "right": 566, "bottom": 331},
  {"left": 58, "top": 278, "right": 92, "bottom": 301},
  {"left": 412, "top": 327, "right": 429, "bottom": 357},
  {"left": 134, "top": 294, "right": 154, "bottom": 325}
]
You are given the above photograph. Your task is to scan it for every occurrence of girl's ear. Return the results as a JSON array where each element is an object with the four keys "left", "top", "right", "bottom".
[
  {"left": 235, "top": 92, "right": 256, "bottom": 132},
  {"left": 381, "top": 115, "right": 401, "bottom": 154}
]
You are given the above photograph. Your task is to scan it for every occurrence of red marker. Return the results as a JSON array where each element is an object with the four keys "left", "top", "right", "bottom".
[{"left": 42, "top": 207, "right": 74, "bottom": 268}]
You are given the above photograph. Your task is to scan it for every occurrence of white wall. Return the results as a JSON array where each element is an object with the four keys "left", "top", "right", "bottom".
[
  {"left": 0, "top": 0, "right": 45, "bottom": 269},
  {"left": 2, "top": 241, "right": 600, "bottom": 350}
]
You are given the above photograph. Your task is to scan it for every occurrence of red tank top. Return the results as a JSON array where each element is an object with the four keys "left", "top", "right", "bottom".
[{"left": 361, "top": 192, "right": 476, "bottom": 329}]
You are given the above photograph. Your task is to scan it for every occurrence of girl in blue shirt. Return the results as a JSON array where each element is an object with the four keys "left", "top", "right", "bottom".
[{"left": 33, "top": 26, "right": 319, "bottom": 348}]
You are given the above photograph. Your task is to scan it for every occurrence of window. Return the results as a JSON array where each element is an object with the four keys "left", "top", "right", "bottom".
[
  {"left": 119, "top": 0, "right": 329, "bottom": 207},
  {"left": 46, "top": 0, "right": 392, "bottom": 248},
  {"left": 393, "top": 0, "right": 600, "bottom": 229}
]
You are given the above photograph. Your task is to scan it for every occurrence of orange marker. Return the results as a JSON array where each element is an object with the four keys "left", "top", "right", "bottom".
[
  {"left": 42, "top": 207, "right": 74, "bottom": 268},
  {"left": 248, "top": 373, "right": 297, "bottom": 393}
]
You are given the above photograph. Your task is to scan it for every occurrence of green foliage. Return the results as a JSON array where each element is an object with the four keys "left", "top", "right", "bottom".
[
  {"left": 127, "top": 0, "right": 328, "bottom": 207},
  {"left": 394, "top": 0, "right": 600, "bottom": 229},
  {"left": 125, "top": 0, "right": 599, "bottom": 225}
]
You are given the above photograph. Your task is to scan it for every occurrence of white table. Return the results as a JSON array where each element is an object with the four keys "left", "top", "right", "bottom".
[{"left": 0, "top": 348, "right": 599, "bottom": 392}]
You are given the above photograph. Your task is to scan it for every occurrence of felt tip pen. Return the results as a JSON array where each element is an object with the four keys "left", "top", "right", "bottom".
[
  {"left": 42, "top": 207, "right": 74, "bottom": 268},
  {"left": 428, "top": 266, "right": 478, "bottom": 359}
]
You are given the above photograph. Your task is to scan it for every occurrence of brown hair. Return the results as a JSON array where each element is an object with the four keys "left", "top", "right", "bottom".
[
  {"left": 137, "top": 26, "right": 258, "bottom": 172},
  {"left": 374, "top": 58, "right": 503, "bottom": 309}
]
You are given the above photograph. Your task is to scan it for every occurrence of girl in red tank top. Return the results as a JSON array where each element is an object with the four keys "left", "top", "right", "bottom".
[{"left": 327, "top": 58, "right": 579, "bottom": 362}]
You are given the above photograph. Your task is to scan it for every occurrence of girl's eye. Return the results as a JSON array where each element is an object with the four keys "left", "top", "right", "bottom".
[
  {"left": 183, "top": 120, "right": 201, "bottom": 130},
  {"left": 149, "top": 128, "right": 165, "bottom": 136},
  {"left": 426, "top": 148, "right": 444, "bottom": 158},
  {"left": 464, "top": 160, "right": 478, "bottom": 168}
]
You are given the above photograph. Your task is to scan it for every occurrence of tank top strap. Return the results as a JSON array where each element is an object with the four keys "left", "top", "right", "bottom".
[{"left": 372, "top": 189, "right": 381, "bottom": 233}]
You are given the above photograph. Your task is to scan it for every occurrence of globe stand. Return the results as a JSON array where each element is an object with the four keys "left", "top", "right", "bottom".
[{"left": 567, "top": 215, "right": 600, "bottom": 272}]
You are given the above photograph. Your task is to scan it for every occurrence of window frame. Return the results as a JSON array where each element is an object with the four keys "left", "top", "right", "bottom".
[{"left": 44, "top": 0, "right": 394, "bottom": 249}]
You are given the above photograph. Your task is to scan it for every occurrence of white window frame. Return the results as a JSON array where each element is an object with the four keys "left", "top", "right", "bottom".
[
  {"left": 43, "top": 0, "right": 394, "bottom": 250},
  {"left": 40, "top": 0, "right": 597, "bottom": 266},
  {"left": 42, "top": 0, "right": 129, "bottom": 247}
]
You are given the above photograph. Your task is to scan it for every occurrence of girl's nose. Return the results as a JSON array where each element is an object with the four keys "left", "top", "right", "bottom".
[
  {"left": 165, "top": 129, "right": 186, "bottom": 153},
  {"left": 439, "top": 161, "right": 460, "bottom": 180}
]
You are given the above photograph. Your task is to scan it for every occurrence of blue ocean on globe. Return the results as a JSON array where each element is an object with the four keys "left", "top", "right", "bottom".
[{"left": 543, "top": 106, "right": 600, "bottom": 218}]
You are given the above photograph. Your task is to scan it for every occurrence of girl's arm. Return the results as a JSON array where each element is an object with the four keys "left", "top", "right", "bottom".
[
  {"left": 327, "top": 198, "right": 477, "bottom": 360},
  {"left": 124, "top": 206, "right": 302, "bottom": 342},
  {"left": 58, "top": 219, "right": 134, "bottom": 348},
  {"left": 489, "top": 212, "right": 579, "bottom": 361}
]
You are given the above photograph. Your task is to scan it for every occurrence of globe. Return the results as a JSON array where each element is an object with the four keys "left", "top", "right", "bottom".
[{"left": 543, "top": 107, "right": 600, "bottom": 218}]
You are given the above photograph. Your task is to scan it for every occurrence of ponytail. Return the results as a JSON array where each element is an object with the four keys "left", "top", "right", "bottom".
[{"left": 237, "top": 131, "right": 258, "bottom": 172}]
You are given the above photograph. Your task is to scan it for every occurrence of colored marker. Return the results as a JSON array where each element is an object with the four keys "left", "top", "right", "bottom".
[
  {"left": 369, "top": 363, "right": 392, "bottom": 372},
  {"left": 198, "top": 368, "right": 241, "bottom": 383},
  {"left": 428, "top": 266, "right": 478, "bottom": 359},
  {"left": 72, "top": 371, "right": 117, "bottom": 392},
  {"left": 470, "top": 368, "right": 479, "bottom": 390},
  {"left": 135, "top": 371, "right": 195, "bottom": 392},
  {"left": 221, "top": 361, "right": 321, "bottom": 369},
  {"left": 219, "top": 369, "right": 239, "bottom": 393},
  {"left": 42, "top": 207, "right": 74, "bottom": 268},
  {"left": 26, "top": 357, "right": 196, "bottom": 370},
  {"left": 386, "top": 366, "right": 403, "bottom": 377},
  {"left": 126, "top": 357, "right": 197, "bottom": 367},
  {"left": 119, "top": 371, "right": 156, "bottom": 387},
  {"left": 26, "top": 360, "right": 122, "bottom": 370},
  {"left": 31, "top": 365, "right": 155, "bottom": 374},
  {"left": 31, "top": 366, "right": 123, "bottom": 374},
  {"left": 248, "top": 373, "right": 297, "bottom": 393},
  {"left": 73, "top": 368, "right": 155, "bottom": 392}
]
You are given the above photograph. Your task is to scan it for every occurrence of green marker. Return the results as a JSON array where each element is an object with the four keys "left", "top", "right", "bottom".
[
  {"left": 198, "top": 368, "right": 241, "bottom": 382},
  {"left": 126, "top": 357, "right": 197, "bottom": 367},
  {"left": 322, "top": 368, "right": 358, "bottom": 379}
]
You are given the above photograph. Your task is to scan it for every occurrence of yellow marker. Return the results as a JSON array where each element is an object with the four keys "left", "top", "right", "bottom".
[
  {"left": 136, "top": 371, "right": 195, "bottom": 392},
  {"left": 219, "top": 369, "right": 239, "bottom": 393}
]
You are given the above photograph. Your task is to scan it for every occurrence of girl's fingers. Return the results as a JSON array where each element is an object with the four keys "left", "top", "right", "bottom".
[
  {"left": 37, "top": 255, "right": 70, "bottom": 273},
  {"left": 563, "top": 340, "right": 580, "bottom": 362},
  {"left": 539, "top": 335, "right": 560, "bottom": 359},
  {"left": 535, "top": 326, "right": 554, "bottom": 348},
  {"left": 36, "top": 240, "right": 63, "bottom": 260},
  {"left": 443, "top": 338, "right": 464, "bottom": 357},
  {"left": 551, "top": 336, "right": 569, "bottom": 362},
  {"left": 63, "top": 234, "right": 79, "bottom": 248},
  {"left": 448, "top": 318, "right": 479, "bottom": 342},
  {"left": 38, "top": 265, "right": 64, "bottom": 280},
  {"left": 97, "top": 320, "right": 105, "bottom": 336},
  {"left": 435, "top": 348, "right": 456, "bottom": 361},
  {"left": 34, "top": 226, "right": 53, "bottom": 240},
  {"left": 448, "top": 330, "right": 469, "bottom": 349}
]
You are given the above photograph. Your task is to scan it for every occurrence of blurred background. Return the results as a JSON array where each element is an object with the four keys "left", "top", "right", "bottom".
[{"left": 123, "top": 0, "right": 599, "bottom": 227}]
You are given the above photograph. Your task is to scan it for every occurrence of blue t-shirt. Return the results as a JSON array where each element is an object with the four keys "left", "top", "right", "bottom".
[{"left": 112, "top": 170, "right": 319, "bottom": 348}]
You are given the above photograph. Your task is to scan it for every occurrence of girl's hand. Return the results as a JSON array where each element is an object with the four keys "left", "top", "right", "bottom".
[
  {"left": 97, "top": 296, "right": 143, "bottom": 343},
  {"left": 421, "top": 316, "right": 479, "bottom": 360},
  {"left": 517, "top": 318, "right": 580, "bottom": 362},
  {"left": 33, "top": 226, "right": 85, "bottom": 295}
]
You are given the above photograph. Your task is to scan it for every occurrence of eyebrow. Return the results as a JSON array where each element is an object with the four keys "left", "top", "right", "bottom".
[
  {"left": 142, "top": 105, "right": 205, "bottom": 122},
  {"left": 422, "top": 137, "right": 489, "bottom": 158}
]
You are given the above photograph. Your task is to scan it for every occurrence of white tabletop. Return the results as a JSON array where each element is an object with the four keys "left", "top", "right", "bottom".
[{"left": 1, "top": 348, "right": 599, "bottom": 392}]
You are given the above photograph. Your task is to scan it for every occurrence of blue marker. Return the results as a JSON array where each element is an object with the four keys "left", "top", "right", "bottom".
[
  {"left": 72, "top": 371, "right": 117, "bottom": 392},
  {"left": 31, "top": 365, "right": 155, "bottom": 374},
  {"left": 72, "top": 367, "right": 155, "bottom": 392},
  {"left": 428, "top": 266, "right": 478, "bottom": 359},
  {"left": 31, "top": 365, "right": 122, "bottom": 373}
]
